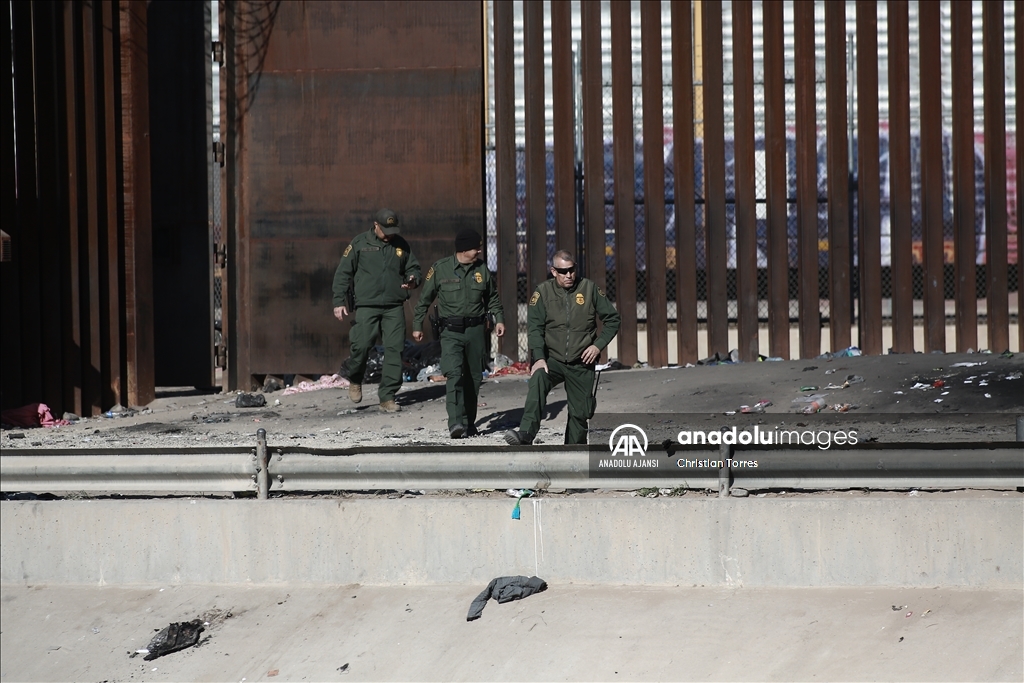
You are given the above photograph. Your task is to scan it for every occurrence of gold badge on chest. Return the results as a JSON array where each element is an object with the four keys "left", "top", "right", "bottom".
[
  {"left": 474, "top": 272, "right": 483, "bottom": 284},
  {"left": 575, "top": 293, "right": 585, "bottom": 305}
]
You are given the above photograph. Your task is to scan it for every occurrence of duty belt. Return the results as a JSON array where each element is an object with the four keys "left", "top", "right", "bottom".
[{"left": 441, "top": 314, "right": 486, "bottom": 331}]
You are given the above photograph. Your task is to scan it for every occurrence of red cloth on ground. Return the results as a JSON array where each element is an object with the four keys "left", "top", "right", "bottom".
[{"left": 1, "top": 403, "right": 69, "bottom": 428}]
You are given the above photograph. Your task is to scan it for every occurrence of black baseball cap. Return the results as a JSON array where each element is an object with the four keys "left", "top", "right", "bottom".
[{"left": 375, "top": 209, "right": 401, "bottom": 235}]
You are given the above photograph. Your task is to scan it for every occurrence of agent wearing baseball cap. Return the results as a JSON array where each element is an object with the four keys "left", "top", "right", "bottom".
[
  {"left": 412, "top": 229, "right": 505, "bottom": 438},
  {"left": 332, "top": 209, "right": 422, "bottom": 412}
]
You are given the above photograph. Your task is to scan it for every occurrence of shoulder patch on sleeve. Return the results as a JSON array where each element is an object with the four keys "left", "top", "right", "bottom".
[
  {"left": 597, "top": 287, "right": 606, "bottom": 297},
  {"left": 529, "top": 291, "right": 541, "bottom": 306},
  {"left": 343, "top": 244, "right": 353, "bottom": 258},
  {"left": 426, "top": 266, "right": 434, "bottom": 281}
]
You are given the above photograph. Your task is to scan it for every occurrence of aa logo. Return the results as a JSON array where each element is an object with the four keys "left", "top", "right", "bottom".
[{"left": 608, "top": 424, "right": 648, "bottom": 457}]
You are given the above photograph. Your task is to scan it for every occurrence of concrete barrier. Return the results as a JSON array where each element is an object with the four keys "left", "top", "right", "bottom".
[{"left": 2, "top": 497, "right": 1020, "bottom": 587}]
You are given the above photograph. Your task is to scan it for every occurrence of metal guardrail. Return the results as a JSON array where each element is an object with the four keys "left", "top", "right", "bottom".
[{"left": 2, "top": 429, "right": 1022, "bottom": 497}]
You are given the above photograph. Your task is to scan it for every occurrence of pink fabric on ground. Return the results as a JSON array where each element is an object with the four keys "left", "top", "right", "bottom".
[
  {"left": 281, "top": 374, "right": 351, "bottom": 395},
  {"left": 1, "top": 403, "right": 69, "bottom": 428}
]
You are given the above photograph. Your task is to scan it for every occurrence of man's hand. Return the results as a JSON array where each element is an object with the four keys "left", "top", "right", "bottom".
[
  {"left": 494, "top": 323, "right": 505, "bottom": 337},
  {"left": 530, "top": 358, "right": 548, "bottom": 376},
  {"left": 412, "top": 330, "right": 424, "bottom": 342},
  {"left": 581, "top": 344, "right": 601, "bottom": 364},
  {"left": 334, "top": 305, "right": 349, "bottom": 321},
  {"left": 401, "top": 275, "right": 418, "bottom": 290}
]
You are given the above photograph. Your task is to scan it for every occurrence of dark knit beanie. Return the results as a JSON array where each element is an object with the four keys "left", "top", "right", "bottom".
[{"left": 455, "top": 229, "right": 482, "bottom": 252}]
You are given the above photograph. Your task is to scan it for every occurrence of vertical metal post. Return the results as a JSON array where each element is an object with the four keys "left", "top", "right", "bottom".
[
  {"left": 581, "top": 2, "right": 606, "bottom": 300},
  {"left": 919, "top": 2, "right": 945, "bottom": 353},
  {"left": 671, "top": 0, "right": 698, "bottom": 366},
  {"left": 524, "top": 1, "right": 547, "bottom": 295},
  {"left": 256, "top": 428, "right": 269, "bottom": 499},
  {"left": 551, "top": 1, "right": 575, "bottom": 256},
  {"left": 718, "top": 443, "right": 731, "bottom": 498},
  {"left": 825, "top": 2, "right": 851, "bottom": 353},
  {"left": 701, "top": 1, "right": 728, "bottom": 357},
  {"left": 763, "top": 0, "right": 789, "bottom": 360},
  {"left": 120, "top": 0, "right": 156, "bottom": 407},
  {"left": 982, "top": 1, "right": 1009, "bottom": 353},
  {"left": 641, "top": 0, "right": 668, "bottom": 368},
  {"left": 888, "top": 0, "right": 913, "bottom": 354},
  {"left": 493, "top": 0, "right": 517, "bottom": 358},
  {"left": 732, "top": 0, "right": 757, "bottom": 362},
  {"left": 611, "top": 0, "right": 637, "bottom": 366},
  {"left": 951, "top": 0, "right": 978, "bottom": 352},
  {"left": 794, "top": 2, "right": 819, "bottom": 358},
  {"left": 1018, "top": 0, "right": 1024, "bottom": 354},
  {"left": 855, "top": 0, "right": 882, "bottom": 356}
]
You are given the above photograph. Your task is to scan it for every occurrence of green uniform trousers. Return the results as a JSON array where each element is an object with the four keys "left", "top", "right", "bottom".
[
  {"left": 346, "top": 305, "right": 405, "bottom": 402},
  {"left": 519, "top": 357, "right": 596, "bottom": 445},
  {"left": 440, "top": 325, "right": 487, "bottom": 430}
]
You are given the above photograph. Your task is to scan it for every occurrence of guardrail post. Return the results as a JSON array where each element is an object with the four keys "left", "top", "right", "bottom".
[
  {"left": 718, "top": 443, "right": 731, "bottom": 498},
  {"left": 256, "top": 429, "right": 269, "bottom": 500}
]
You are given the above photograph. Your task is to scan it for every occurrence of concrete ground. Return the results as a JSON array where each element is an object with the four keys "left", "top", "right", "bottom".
[{"left": 1, "top": 584, "right": 1020, "bottom": 682}]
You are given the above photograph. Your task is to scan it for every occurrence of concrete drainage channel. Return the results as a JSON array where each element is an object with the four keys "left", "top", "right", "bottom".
[{"left": 1, "top": 430, "right": 1022, "bottom": 587}]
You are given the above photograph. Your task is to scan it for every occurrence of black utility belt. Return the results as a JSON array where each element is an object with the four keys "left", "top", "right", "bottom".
[{"left": 441, "top": 315, "right": 486, "bottom": 330}]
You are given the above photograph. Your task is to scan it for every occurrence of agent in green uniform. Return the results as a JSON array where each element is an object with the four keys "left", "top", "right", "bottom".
[
  {"left": 504, "top": 250, "right": 620, "bottom": 445},
  {"left": 333, "top": 208, "right": 421, "bottom": 413},
  {"left": 413, "top": 229, "right": 505, "bottom": 438}
]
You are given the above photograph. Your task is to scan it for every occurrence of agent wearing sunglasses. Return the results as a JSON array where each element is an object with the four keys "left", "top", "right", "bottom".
[{"left": 504, "top": 250, "right": 620, "bottom": 445}]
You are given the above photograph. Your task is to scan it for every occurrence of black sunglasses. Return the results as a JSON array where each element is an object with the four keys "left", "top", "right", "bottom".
[{"left": 552, "top": 265, "right": 576, "bottom": 275}]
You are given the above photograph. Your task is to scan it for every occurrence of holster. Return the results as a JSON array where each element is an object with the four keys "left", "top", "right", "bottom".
[{"left": 429, "top": 306, "right": 441, "bottom": 338}]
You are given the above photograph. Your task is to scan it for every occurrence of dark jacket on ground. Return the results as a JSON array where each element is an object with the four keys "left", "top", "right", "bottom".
[{"left": 466, "top": 575, "right": 548, "bottom": 621}]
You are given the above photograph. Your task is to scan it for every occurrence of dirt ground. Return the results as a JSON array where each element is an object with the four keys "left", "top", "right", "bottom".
[{"left": 1, "top": 351, "right": 1021, "bottom": 451}]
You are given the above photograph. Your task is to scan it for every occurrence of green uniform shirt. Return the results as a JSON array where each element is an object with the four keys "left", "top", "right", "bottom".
[
  {"left": 332, "top": 230, "right": 421, "bottom": 308},
  {"left": 412, "top": 255, "right": 504, "bottom": 331},
  {"left": 527, "top": 278, "right": 620, "bottom": 363}
]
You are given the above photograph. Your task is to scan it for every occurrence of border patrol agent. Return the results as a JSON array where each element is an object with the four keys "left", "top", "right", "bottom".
[
  {"left": 504, "top": 250, "right": 620, "bottom": 445},
  {"left": 413, "top": 229, "right": 505, "bottom": 438},
  {"left": 332, "top": 208, "right": 421, "bottom": 413}
]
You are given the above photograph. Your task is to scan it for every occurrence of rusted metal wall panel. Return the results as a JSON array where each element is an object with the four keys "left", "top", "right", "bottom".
[
  {"left": 581, "top": 2, "right": 606, "bottom": 297},
  {"left": 855, "top": 0, "right": 882, "bottom": 356},
  {"left": 951, "top": 0, "right": 978, "bottom": 352},
  {"left": 641, "top": 0, "right": 668, "bottom": 368},
  {"left": 887, "top": 0, "right": 913, "bottom": 354},
  {"left": 701, "top": 0, "right": 728, "bottom": 357},
  {"left": 100, "top": 0, "right": 123, "bottom": 409},
  {"left": 671, "top": 0, "right": 697, "bottom": 366},
  {"left": 918, "top": 1, "right": 944, "bottom": 353},
  {"left": 982, "top": 1, "right": 1009, "bottom": 353},
  {"left": 229, "top": 1, "right": 484, "bottom": 377},
  {"left": 611, "top": 0, "right": 637, "bottom": 367},
  {"left": 524, "top": 1, "right": 547, "bottom": 296},
  {"left": 551, "top": 1, "right": 575, "bottom": 255},
  {"left": 824, "top": 2, "right": 850, "bottom": 353},
  {"left": 763, "top": 0, "right": 789, "bottom": 360},
  {"left": 493, "top": 0, "right": 518, "bottom": 359},
  {"left": 120, "top": 0, "right": 156, "bottom": 407},
  {"left": 731, "top": 0, "right": 757, "bottom": 363},
  {"left": 794, "top": 2, "right": 819, "bottom": 359}
]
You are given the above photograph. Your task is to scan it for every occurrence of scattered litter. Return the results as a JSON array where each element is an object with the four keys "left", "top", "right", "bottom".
[
  {"left": 891, "top": 605, "right": 904, "bottom": 611},
  {"left": 933, "top": 399, "right": 943, "bottom": 403},
  {"left": 905, "top": 611, "right": 913, "bottom": 618},
  {"left": 825, "top": 368, "right": 837, "bottom": 374},
  {"left": 950, "top": 361, "right": 986, "bottom": 367},
  {"left": 899, "top": 637, "right": 904, "bottom": 642},
  {"left": 267, "top": 670, "right": 279, "bottom": 677},
  {"left": 792, "top": 393, "right": 827, "bottom": 404},
  {"left": 338, "top": 663, "right": 350, "bottom": 673},
  {"left": 466, "top": 575, "right": 548, "bottom": 621},
  {"left": 831, "top": 403, "right": 853, "bottom": 412},
  {"left": 922, "top": 609, "right": 931, "bottom": 617},
  {"left": 941, "top": 391, "right": 949, "bottom": 395},
  {"left": 262, "top": 377, "right": 284, "bottom": 393},
  {"left": 142, "top": 619, "right": 205, "bottom": 661},
  {"left": 801, "top": 400, "right": 827, "bottom": 414},
  {"left": 281, "top": 374, "right": 350, "bottom": 395},
  {"left": 799, "top": 386, "right": 819, "bottom": 392},
  {"left": 1006, "top": 372, "right": 1022, "bottom": 380},
  {"left": 416, "top": 364, "right": 441, "bottom": 382},
  {"left": 508, "top": 489, "right": 534, "bottom": 520},
  {"left": 893, "top": 390, "right": 904, "bottom": 395},
  {"left": 235, "top": 393, "right": 266, "bottom": 408},
  {"left": 984, "top": 393, "right": 992, "bottom": 398},
  {"left": 910, "top": 383, "right": 931, "bottom": 390},
  {"left": 724, "top": 410, "right": 737, "bottom": 415},
  {"left": 740, "top": 400, "right": 772, "bottom": 414},
  {"left": 730, "top": 487, "right": 749, "bottom": 497},
  {"left": 932, "top": 380, "right": 945, "bottom": 388}
]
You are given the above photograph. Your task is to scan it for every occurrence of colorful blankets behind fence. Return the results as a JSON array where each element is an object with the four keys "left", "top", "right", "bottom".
[
  {"left": 490, "top": 362, "right": 531, "bottom": 377},
  {"left": 281, "top": 374, "right": 351, "bottom": 395}
]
